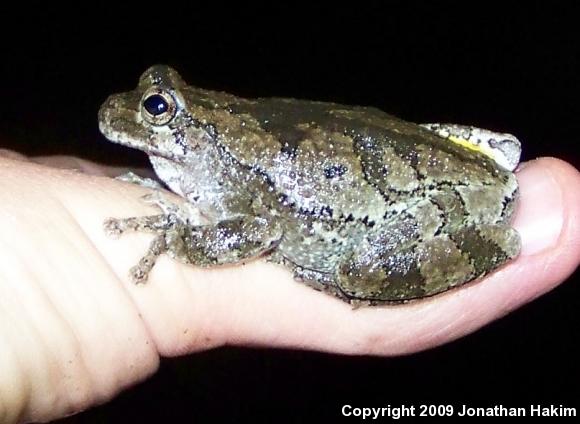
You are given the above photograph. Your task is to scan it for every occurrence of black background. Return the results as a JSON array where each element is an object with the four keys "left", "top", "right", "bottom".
[{"left": 1, "top": 2, "right": 578, "bottom": 422}]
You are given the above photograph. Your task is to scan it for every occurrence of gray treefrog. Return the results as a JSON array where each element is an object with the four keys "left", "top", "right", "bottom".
[{"left": 98, "top": 65, "right": 521, "bottom": 305}]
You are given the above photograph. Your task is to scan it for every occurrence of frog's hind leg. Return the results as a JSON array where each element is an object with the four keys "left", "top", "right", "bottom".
[
  {"left": 420, "top": 123, "right": 521, "bottom": 171},
  {"left": 336, "top": 224, "right": 520, "bottom": 303},
  {"left": 268, "top": 252, "right": 352, "bottom": 302}
]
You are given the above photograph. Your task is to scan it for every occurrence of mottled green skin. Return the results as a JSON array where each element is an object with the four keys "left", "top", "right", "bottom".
[{"left": 99, "top": 65, "right": 520, "bottom": 304}]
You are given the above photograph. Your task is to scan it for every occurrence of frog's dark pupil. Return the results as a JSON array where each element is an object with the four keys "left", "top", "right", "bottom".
[{"left": 143, "top": 94, "right": 169, "bottom": 116}]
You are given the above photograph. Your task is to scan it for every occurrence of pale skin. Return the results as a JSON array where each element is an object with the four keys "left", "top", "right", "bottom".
[{"left": 0, "top": 150, "right": 579, "bottom": 423}]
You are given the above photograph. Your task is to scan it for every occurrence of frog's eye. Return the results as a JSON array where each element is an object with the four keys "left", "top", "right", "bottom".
[
  {"left": 144, "top": 94, "right": 168, "bottom": 115},
  {"left": 141, "top": 90, "right": 177, "bottom": 126}
]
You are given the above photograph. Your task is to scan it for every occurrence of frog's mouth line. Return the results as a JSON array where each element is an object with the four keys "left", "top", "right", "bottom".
[
  {"left": 98, "top": 103, "right": 180, "bottom": 161},
  {"left": 100, "top": 124, "right": 185, "bottom": 164},
  {"left": 134, "top": 145, "right": 182, "bottom": 163}
]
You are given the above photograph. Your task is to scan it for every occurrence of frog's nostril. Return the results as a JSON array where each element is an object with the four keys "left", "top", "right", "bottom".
[{"left": 102, "top": 95, "right": 121, "bottom": 111}]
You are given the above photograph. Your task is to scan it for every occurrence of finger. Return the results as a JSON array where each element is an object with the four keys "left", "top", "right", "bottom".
[{"left": 0, "top": 148, "right": 154, "bottom": 178}]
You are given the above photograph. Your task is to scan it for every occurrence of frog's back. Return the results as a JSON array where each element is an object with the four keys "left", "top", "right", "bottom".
[
  {"left": 205, "top": 92, "right": 509, "bottom": 179},
  {"left": 188, "top": 91, "right": 513, "bottom": 221}
]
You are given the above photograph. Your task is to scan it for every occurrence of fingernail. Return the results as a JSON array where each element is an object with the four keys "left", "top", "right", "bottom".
[{"left": 514, "top": 161, "right": 564, "bottom": 256}]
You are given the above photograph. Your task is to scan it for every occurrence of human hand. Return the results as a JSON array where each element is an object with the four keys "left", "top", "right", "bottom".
[{"left": 1, "top": 152, "right": 578, "bottom": 423}]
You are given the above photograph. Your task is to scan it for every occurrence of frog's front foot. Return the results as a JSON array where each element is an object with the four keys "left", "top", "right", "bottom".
[
  {"left": 129, "top": 234, "right": 168, "bottom": 284},
  {"left": 104, "top": 191, "right": 188, "bottom": 282},
  {"left": 104, "top": 212, "right": 178, "bottom": 283},
  {"left": 105, "top": 191, "right": 283, "bottom": 283}
]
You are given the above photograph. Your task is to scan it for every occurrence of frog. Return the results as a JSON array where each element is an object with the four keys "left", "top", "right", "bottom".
[{"left": 98, "top": 65, "right": 521, "bottom": 305}]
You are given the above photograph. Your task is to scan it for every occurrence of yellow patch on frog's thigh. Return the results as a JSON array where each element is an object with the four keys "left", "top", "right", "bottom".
[{"left": 448, "top": 135, "right": 498, "bottom": 164}]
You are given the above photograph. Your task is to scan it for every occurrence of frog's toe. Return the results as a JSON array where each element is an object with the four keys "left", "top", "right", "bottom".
[
  {"left": 103, "top": 217, "right": 125, "bottom": 237},
  {"left": 129, "top": 264, "right": 149, "bottom": 284},
  {"left": 128, "top": 233, "right": 169, "bottom": 284}
]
